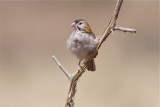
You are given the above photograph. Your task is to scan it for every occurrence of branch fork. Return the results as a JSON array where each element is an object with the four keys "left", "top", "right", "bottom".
[
  {"left": 52, "top": 55, "right": 73, "bottom": 82},
  {"left": 52, "top": 0, "right": 136, "bottom": 107}
]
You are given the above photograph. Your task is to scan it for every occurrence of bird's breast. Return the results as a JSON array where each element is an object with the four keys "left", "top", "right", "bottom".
[{"left": 67, "top": 32, "right": 97, "bottom": 60}]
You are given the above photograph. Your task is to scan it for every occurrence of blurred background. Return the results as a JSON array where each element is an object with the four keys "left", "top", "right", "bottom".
[{"left": 0, "top": 1, "right": 159, "bottom": 107}]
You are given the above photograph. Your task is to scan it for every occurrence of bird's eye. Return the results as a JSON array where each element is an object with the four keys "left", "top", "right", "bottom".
[{"left": 79, "top": 22, "right": 82, "bottom": 25}]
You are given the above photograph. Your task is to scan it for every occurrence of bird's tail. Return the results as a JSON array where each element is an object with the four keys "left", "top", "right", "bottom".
[{"left": 87, "top": 59, "right": 96, "bottom": 71}]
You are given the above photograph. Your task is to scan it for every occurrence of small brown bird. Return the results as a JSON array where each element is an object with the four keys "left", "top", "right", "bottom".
[{"left": 67, "top": 19, "right": 98, "bottom": 71}]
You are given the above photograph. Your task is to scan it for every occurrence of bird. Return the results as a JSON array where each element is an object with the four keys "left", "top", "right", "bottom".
[{"left": 67, "top": 19, "right": 98, "bottom": 71}]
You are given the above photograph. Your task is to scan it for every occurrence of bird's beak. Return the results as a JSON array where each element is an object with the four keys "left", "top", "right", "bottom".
[{"left": 71, "top": 22, "right": 76, "bottom": 27}]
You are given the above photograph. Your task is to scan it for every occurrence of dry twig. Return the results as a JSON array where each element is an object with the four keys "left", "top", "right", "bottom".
[
  {"left": 52, "top": 55, "right": 73, "bottom": 82},
  {"left": 114, "top": 26, "right": 136, "bottom": 33},
  {"left": 52, "top": 0, "right": 136, "bottom": 107}
]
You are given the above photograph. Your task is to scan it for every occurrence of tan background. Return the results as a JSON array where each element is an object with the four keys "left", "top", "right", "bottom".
[{"left": 0, "top": 1, "right": 159, "bottom": 107}]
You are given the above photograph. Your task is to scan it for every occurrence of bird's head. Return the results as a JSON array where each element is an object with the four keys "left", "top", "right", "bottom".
[{"left": 71, "top": 19, "right": 92, "bottom": 33}]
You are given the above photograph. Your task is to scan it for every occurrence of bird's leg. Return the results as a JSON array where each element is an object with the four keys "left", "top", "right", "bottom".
[
  {"left": 78, "top": 60, "right": 81, "bottom": 65},
  {"left": 78, "top": 60, "right": 84, "bottom": 72}
]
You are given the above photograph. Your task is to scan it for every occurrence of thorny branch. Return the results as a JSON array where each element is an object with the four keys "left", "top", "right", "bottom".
[{"left": 52, "top": 0, "right": 136, "bottom": 107}]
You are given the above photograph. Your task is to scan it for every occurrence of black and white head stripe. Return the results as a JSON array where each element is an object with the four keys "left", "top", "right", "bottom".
[{"left": 74, "top": 19, "right": 84, "bottom": 24}]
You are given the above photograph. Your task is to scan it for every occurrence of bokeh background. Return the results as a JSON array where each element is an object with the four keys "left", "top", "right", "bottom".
[{"left": 0, "top": 0, "right": 159, "bottom": 107}]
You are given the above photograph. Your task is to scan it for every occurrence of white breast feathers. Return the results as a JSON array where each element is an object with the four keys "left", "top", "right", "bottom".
[{"left": 67, "top": 31, "right": 98, "bottom": 60}]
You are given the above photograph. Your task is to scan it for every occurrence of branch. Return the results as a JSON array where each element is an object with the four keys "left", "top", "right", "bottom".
[
  {"left": 114, "top": 26, "right": 136, "bottom": 33},
  {"left": 65, "top": 0, "right": 127, "bottom": 107},
  {"left": 98, "top": 0, "right": 123, "bottom": 48},
  {"left": 52, "top": 0, "right": 136, "bottom": 107},
  {"left": 52, "top": 55, "right": 73, "bottom": 82}
]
